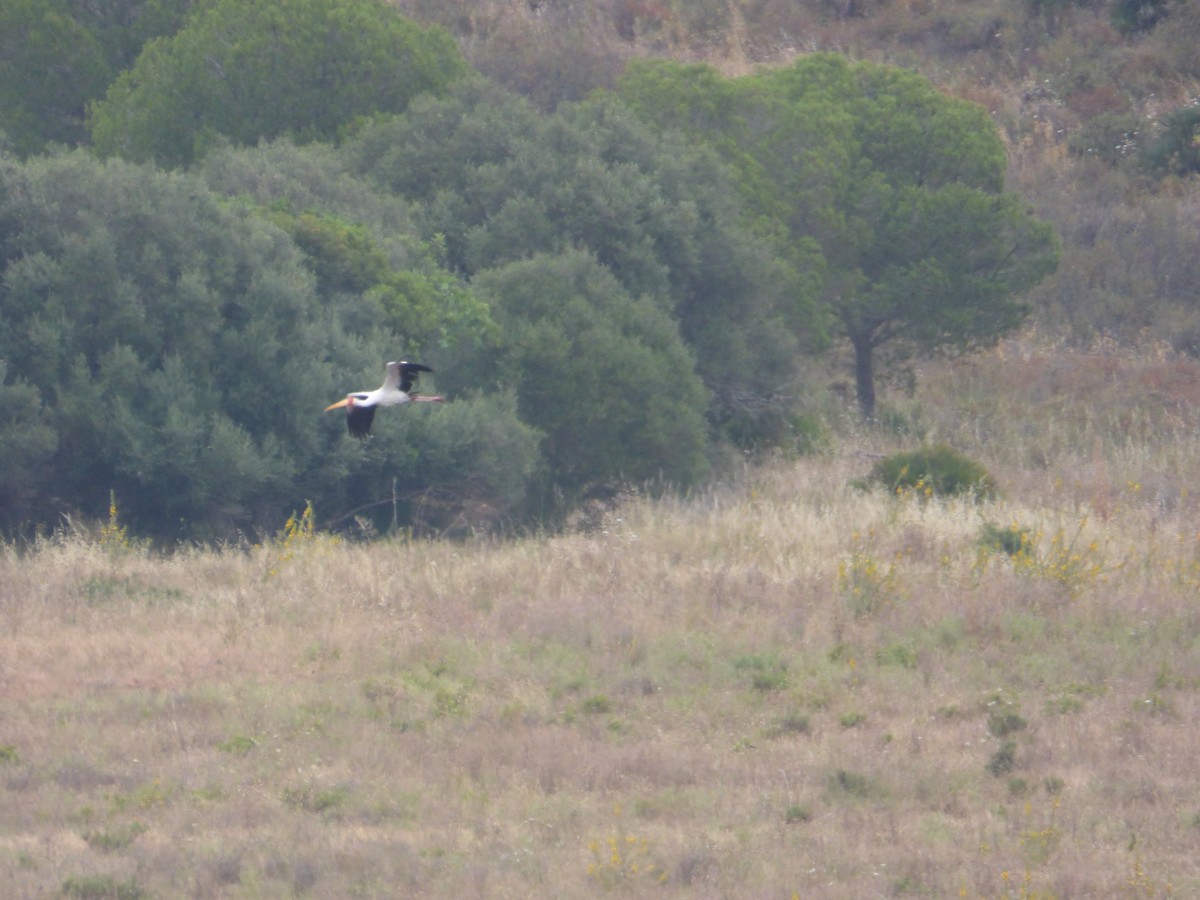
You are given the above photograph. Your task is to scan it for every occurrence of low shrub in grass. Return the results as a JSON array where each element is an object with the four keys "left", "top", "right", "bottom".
[
  {"left": 979, "top": 521, "right": 1034, "bottom": 556},
  {"left": 863, "top": 443, "right": 997, "bottom": 500},
  {"left": 987, "top": 740, "right": 1018, "bottom": 776},
  {"left": 61, "top": 875, "right": 147, "bottom": 899}
]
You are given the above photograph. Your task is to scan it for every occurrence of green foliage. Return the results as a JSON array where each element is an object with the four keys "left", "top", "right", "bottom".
[
  {"left": 877, "top": 642, "right": 919, "bottom": 669},
  {"left": 347, "top": 81, "right": 822, "bottom": 449},
  {"left": 0, "top": 0, "right": 192, "bottom": 156},
  {"left": 618, "top": 55, "right": 1059, "bottom": 418},
  {"left": 61, "top": 875, "right": 147, "bottom": 900},
  {"left": 767, "top": 712, "right": 811, "bottom": 738},
  {"left": 987, "top": 740, "right": 1019, "bottom": 776},
  {"left": 266, "top": 209, "right": 493, "bottom": 350},
  {"left": 979, "top": 521, "right": 1035, "bottom": 557},
  {"left": 784, "top": 804, "right": 813, "bottom": 823},
  {"left": 89, "top": 0, "right": 467, "bottom": 167},
  {"left": 829, "top": 768, "right": 873, "bottom": 796},
  {"left": 282, "top": 783, "right": 351, "bottom": 815},
  {"left": 217, "top": 735, "right": 259, "bottom": 756},
  {"left": 0, "top": 146, "right": 548, "bottom": 541},
  {"left": 581, "top": 695, "right": 611, "bottom": 715},
  {"left": 866, "top": 444, "right": 997, "bottom": 500},
  {"left": 0, "top": 0, "right": 109, "bottom": 155},
  {"left": 467, "top": 251, "right": 709, "bottom": 496},
  {"left": 839, "top": 711, "right": 867, "bottom": 728},
  {"left": 733, "top": 653, "right": 789, "bottom": 691},
  {"left": 196, "top": 138, "right": 495, "bottom": 351},
  {"left": 0, "top": 152, "right": 319, "bottom": 537},
  {"left": 988, "top": 708, "right": 1029, "bottom": 738},
  {"left": 0, "top": 360, "right": 57, "bottom": 520},
  {"left": 83, "top": 822, "right": 147, "bottom": 852},
  {"left": 197, "top": 138, "right": 418, "bottom": 238},
  {"left": 1110, "top": 0, "right": 1171, "bottom": 34},
  {"left": 1140, "top": 105, "right": 1200, "bottom": 177}
]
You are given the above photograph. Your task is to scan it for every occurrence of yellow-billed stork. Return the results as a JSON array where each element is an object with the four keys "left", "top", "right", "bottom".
[{"left": 325, "top": 360, "right": 443, "bottom": 438}]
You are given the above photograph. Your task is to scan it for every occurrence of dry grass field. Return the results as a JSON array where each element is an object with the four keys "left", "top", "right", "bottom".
[{"left": 3, "top": 336, "right": 1200, "bottom": 898}]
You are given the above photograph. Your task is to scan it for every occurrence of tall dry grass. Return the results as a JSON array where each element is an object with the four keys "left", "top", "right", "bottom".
[{"left": 3, "top": 335, "right": 1200, "bottom": 898}]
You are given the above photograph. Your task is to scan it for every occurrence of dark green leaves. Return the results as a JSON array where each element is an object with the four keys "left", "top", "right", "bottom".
[
  {"left": 89, "top": 0, "right": 467, "bottom": 167},
  {"left": 618, "top": 54, "right": 1058, "bottom": 418},
  {"left": 470, "top": 251, "right": 709, "bottom": 494}
]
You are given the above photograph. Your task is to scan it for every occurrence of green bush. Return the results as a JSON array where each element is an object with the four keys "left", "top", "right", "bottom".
[
  {"left": 979, "top": 521, "right": 1034, "bottom": 556},
  {"left": 1140, "top": 105, "right": 1200, "bottom": 177},
  {"left": 1111, "top": 0, "right": 1170, "bottom": 34},
  {"left": 89, "top": 0, "right": 467, "bottom": 167},
  {"left": 987, "top": 740, "right": 1018, "bottom": 776},
  {"left": 865, "top": 443, "right": 997, "bottom": 500}
]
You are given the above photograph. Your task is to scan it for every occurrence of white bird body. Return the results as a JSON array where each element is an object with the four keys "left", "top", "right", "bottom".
[{"left": 325, "top": 360, "right": 442, "bottom": 438}]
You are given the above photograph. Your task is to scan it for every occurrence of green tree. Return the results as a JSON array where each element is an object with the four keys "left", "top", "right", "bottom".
[
  {"left": 0, "top": 0, "right": 110, "bottom": 155},
  {"left": 618, "top": 55, "right": 1059, "bottom": 419},
  {"left": 0, "top": 361, "right": 57, "bottom": 521},
  {"left": 0, "top": 0, "right": 193, "bottom": 156},
  {"left": 1140, "top": 105, "right": 1200, "bottom": 177},
  {"left": 467, "top": 251, "right": 710, "bottom": 496},
  {"left": 333, "top": 390, "right": 541, "bottom": 535},
  {"left": 348, "top": 81, "right": 823, "bottom": 448},
  {"left": 0, "top": 150, "right": 536, "bottom": 540},
  {"left": 0, "top": 151, "right": 344, "bottom": 536},
  {"left": 0, "top": 151, "right": 472, "bottom": 540},
  {"left": 89, "top": 0, "right": 467, "bottom": 167},
  {"left": 1111, "top": 0, "right": 1172, "bottom": 34},
  {"left": 197, "top": 138, "right": 495, "bottom": 355}
]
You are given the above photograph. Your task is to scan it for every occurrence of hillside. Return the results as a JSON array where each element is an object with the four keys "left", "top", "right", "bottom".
[
  {"left": 396, "top": 0, "right": 1200, "bottom": 348},
  {"left": 3, "top": 0, "right": 1198, "bottom": 542},
  {"left": 4, "top": 3, "right": 1200, "bottom": 895},
  {"left": 4, "top": 338, "right": 1200, "bottom": 896}
]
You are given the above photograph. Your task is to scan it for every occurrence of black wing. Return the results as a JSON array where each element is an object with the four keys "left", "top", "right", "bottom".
[
  {"left": 397, "top": 361, "right": 433, "bottom": 393},
  {"left": 346, "top": 403, "right": 376, "bottom": 439}
]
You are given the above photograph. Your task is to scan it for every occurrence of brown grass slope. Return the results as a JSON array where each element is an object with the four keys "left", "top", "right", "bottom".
[{"left": 3, "top": 338, "right": 1200, "bottom": 897}]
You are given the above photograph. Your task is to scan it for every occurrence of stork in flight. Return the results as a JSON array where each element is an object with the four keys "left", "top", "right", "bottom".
[{"left": 325, "top": 360, "right": 443, "bottom": 438}]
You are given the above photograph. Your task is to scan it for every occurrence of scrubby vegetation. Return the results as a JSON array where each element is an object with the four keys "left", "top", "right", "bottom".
[
  {"left": 3, "top": 1, "right": 1200, "bottom": 892},
  {"left": 3, "top": 340, "right": 1200, "bottom": 896},
  {"left": 10, "top": 0, "right": 1198, "bottom": 543},
  {"left": 863, "top": 443, "right": 998, "bottom": 500}
]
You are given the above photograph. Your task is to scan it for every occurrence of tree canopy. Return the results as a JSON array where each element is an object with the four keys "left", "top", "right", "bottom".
[
  {"left": 88, "top": 0, "right": 467, "bottom": 167},
  {"left": 468, "top": 250, "right": 711, "bottom": 496},
  {"left": 0, "top": 14, "right": 1071, "bottom": 539},
  {"left": 0, "top": 150, "right": 537, "bottom": 540},
  {"left": 347, "top": 80, "right": 824, "bottom": 447},
  {"left": 0, "top": 0, "right": 194, "bottom": 156},
  {"left": 618, "top": 55, "right": 1059, "bottom": 418}
]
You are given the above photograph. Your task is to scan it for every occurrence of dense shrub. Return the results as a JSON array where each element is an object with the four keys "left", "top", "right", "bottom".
[
  {"left": 1140, "top": 105, "right": 1200, "bottom": 177},
  {"left": 0, "top": 151, "right": 538, "bottom": 541},
  {"left": 864, "top": 444, "right": 998, "bottom": 500},
  {"left": 346, "top": 81, "right": 818, "bottom": 448},
  {"left": 89, "top": 0, "right": 467, "bottom": 167}
]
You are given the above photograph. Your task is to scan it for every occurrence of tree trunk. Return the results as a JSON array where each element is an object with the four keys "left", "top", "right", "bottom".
[{"left": 852, "top": 336, "right": 876, "bottom": 420}]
